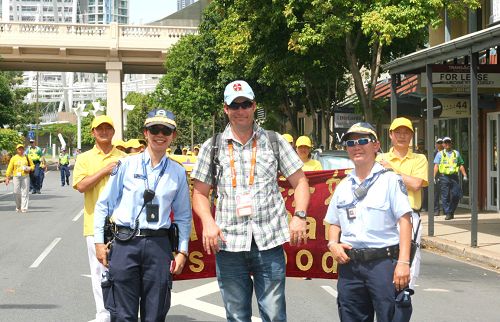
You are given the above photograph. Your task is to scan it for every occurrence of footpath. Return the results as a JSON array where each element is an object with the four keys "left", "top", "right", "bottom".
[{"left": 420, "top": 209, "right": 500, "bottom": 271}]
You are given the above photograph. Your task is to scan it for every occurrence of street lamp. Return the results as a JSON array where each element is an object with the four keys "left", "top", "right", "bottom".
[
  {"left": 122, "top": 101, "right": 135, "bottom": 132},
  {"left": 91, "top": 101, "right": 105, "bottom": 117},
  {"left": 72, "top": 103, "right": 89, "bottom": 150}
]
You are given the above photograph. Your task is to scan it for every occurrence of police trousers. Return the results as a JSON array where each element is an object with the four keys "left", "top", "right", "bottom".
[
  {"left": 103, "top": 236, "right": 173, "bottom": 322},
  {"left": 337, "top": 257, "right": 412, "bottom": 322}
]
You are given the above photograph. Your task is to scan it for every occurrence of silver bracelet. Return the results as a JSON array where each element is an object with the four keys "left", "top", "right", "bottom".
[{"left": 397, "top": 260, "right": 410, "bottom": 265}]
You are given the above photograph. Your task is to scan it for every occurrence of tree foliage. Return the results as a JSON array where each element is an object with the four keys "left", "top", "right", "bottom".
[
  {"left": 0, "top": 72, "right": 32, "bottom": 129},
  {"left": 284, "top": 0, "right": 480, "bottom": 122},
  {"left": 39, "top": 123, "right": 77, "bottom": 149}
]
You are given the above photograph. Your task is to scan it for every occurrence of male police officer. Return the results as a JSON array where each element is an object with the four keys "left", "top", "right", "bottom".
[
  {"left": 26, "top": 139, "right": 43, "bottom": 194},
  {"left": 325, "top": 122, "right": 413, "bottom": 322},
  {"left": 58, "top": 147, "right": 71, "bottom": 186},
  {"left": 433, "top": 136, "right": 468, "bottom": 220},
  {"left": 94, "top": 109, "right": 192, "bottom": 322}
]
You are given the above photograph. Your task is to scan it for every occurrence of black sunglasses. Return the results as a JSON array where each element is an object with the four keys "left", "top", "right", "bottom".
[
  {"left": 148, "top": 125, "right": 173, "bottom": 136},
  {"left": 228, "top": 100, "right": 253, "bottom": 110},
  {"left": 344, "top": 138, "right": 374, "bottom": 147}
]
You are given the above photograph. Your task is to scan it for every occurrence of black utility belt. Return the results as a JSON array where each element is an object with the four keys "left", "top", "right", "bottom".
[
  {"left": 116, "top": 226, "right": 170, "bottom": 237},
  {"left": 442, "top": 173, "right": 458, "bottom": 177},
  {"left": 345, "top": 244, "right": 399, "bottom": 263}
]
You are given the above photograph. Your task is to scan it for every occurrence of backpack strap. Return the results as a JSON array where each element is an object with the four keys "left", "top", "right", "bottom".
[
  {"left": 265, "top": 130, "right": 280, "bottom": 171},
  {"left": 210, "top": 133, "right": 222, "bottom": 204}
]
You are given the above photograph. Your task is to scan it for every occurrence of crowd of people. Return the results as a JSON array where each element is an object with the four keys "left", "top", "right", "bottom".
[{"left": 2, "top": 79, "right": 470, "bottom": 322}]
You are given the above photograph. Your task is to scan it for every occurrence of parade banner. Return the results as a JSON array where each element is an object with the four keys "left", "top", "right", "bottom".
[{"left": 175, "top": 169, "right": 348, "bottom": 280}]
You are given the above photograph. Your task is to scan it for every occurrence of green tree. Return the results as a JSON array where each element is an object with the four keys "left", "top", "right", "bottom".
[
  {"left": 0, "top": 72, "right": 32, "bottom": 129},
  {"left": 39, "top": 123, "right": 77, "bottom": 150},
  {"left": 285, "top": 0, "right": 480, "bottom": 122},
  {"left": 124, "top": 92, "right": 150, "bottom": 140}
]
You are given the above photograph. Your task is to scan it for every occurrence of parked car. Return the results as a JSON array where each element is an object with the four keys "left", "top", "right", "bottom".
[{"left": 311, "top": 150, "right": 354, "bottom": 170}]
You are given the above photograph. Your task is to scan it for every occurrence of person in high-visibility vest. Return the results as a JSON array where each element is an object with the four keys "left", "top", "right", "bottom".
[
  {"left": 57, "top": 147, "right": 71, "bottom": 186},
  {"left": 26, "top": 139, "right": 43, "bottom": 194},
  {"left": 433, "top": 137, "right": 468, "bottom": 220}
]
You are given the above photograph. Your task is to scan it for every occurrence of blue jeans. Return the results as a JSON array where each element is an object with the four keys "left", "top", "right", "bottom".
[
  {"left": 215, "top": 241, "right": 286, "bottom": 322},
  {"left": 60, "top": 164, "right": 70, "bottom": 185}
]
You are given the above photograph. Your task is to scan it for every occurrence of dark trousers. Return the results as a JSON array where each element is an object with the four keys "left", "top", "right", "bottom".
[
  {"left": 434, "top": 177, "right": 441, "bottom": 212},
  {"left": 103, "top": 236, "right": 173, "bottom": 322},
  {"left": 29, "top": 163, "right": 42, "bottom": 192},
  {"left": 60, "top": 164, "right": 70, "bottom": 185},
  {"left": 439, "top": 174, "right": 462, "bottom": 215},
  {"left": 337, "top": 258, "right": 410, "bottom": 322}
]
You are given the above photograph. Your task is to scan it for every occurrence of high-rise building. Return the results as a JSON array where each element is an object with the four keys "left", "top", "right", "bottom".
[
  {"left": 1, "top": 0, "right": 80, "bottom": 23},
  {"left": 177, "top": 0, "right": 196, "bottom": 11},
  {"left": 82, "top": 0, "right": 129, "bottom": 24}
]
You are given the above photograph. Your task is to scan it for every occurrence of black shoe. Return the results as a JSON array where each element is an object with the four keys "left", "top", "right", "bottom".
[
  {"left": 445, "top": 213, "right": 453, "bottom": 220},
  {"left": 434, "top": 210, "right": 441, "bottom": 216}
]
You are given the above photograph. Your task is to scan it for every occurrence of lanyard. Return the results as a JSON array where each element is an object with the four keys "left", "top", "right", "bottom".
[
  {"left": 141, "top": 153, "right": 169, "bottom": 192},
  {"left": 228, "top": 138, "right": 257, "bottom": 188},
  {"left": 337, "top": 169, "right": 388, "bottom": 209}
]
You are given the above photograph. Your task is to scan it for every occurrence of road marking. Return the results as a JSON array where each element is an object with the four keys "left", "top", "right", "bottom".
[
  {"left": 72, "top": 210, "right": 83, "bottom": 222},
  {"left": 321, "top": 285, "right": 338, "bottom": 298},
  {"left": 30, "top": 238, "right": 61, "bottom": 268},
  {"left": 0, "top": 191, "right": 14, "bottom": 199},
  {"left": 171, "top": 281, "right": 262, "bottom": 321},
  {"left": 422, "top": 288, "right": 450, "bottom": 292}
]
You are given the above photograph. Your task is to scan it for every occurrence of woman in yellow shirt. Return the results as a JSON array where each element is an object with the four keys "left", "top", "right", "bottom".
[
  {"left": 5, "top": 144, "right": 34, "bottom": 213},
  {"left": 296, "top": 136, "right": 323, "bottom": 171}
]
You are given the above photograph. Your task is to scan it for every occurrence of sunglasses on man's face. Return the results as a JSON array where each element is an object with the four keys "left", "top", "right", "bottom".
[
  {"left": 227, "top": 100, "right": 253, "bottom": 110},
  {"left": 443, "top": 140, "right": 451, "bottom": 144},
  {"left": 344, "top": 138, "right": 374, "bottom": 147},
  {"left": 148, "top": 125, "right": 173, "bottom": 136}
]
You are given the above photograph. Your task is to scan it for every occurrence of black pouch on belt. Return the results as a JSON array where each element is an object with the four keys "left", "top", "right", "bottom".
[{"left": 168, "top": 223, "right": 179, "bottom": 252}]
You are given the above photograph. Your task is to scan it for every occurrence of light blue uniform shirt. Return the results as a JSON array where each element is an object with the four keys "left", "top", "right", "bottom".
[
  {"left": 94, "top": 150, "right": 192, "bottom": 253},
  {"left": 324, "top": 162, "right": 412, "bottom": 249}
]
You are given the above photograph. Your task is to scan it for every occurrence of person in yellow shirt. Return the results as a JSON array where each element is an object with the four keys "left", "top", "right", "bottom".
[
  {"left": 126, "top": 139, "right": 145, "bottom": 154},
  {"left": 72, "top": 115, "right": 126, "bottom": 322},
  {"left": 376, "top": 117, "right": 428, "bottom": 291},
  {"left": 282, "top": 133, "right": 295, "bottom": 148},
  {"left": 5, "top": 144, "right": 34, "bottom": 213},
  {"left": 296, "top": 136, "right": 323, "bottom": 171}
]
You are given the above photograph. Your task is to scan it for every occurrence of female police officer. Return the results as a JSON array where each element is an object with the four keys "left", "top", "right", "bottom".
[
  {"left": 94, "top": 109, "right": 192, "bottom": 322},
  {"left": 324, "top": 122, "right": 413, "bottom": 322}
]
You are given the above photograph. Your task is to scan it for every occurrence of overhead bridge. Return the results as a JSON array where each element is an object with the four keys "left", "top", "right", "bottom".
[{"left": 0, "top": 21, "right": 198, "bottom": 138}]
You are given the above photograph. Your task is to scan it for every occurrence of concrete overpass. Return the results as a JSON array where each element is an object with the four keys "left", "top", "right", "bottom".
[{"left": 0, "top": 21, "right": 198, "bottom": 138}]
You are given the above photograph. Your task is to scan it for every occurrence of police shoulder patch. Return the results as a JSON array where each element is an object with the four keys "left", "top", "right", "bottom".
[
  {"left": 111, "top": 160, "right": 121, "bottom": 176},
  {"left": 398, "top": 177, "right": 408, "bottom": 195}
]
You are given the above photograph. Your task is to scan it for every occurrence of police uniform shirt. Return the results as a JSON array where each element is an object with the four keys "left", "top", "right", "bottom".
[
  {"left": 93, "top": 149, "right": 192, "bottom": 254},
  {"left": 324, "top": 162, "right": 412, "bottom": 249}
]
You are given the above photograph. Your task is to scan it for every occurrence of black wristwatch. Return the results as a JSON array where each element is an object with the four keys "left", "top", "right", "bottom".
[{"left": 294, "top": 211, "right": 307, "bottom": 219}]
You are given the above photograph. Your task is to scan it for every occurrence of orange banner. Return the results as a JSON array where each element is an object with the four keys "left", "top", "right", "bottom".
[{"left": 175, "top": 169, "right": 348, "bottom": 280}]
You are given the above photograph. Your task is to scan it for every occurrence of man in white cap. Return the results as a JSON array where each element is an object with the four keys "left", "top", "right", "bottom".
[
  {"left": 73, "top": 115, "right": 126, "bottom": 322},
  {"left": 57, "top": 147, "right": 71, "bottom": 186},
  {"left": 433, "top": 136, "right": 468, "bottom": 220},
  {"left": 192, "top": 80, "right": 310, "bottom": 321}
]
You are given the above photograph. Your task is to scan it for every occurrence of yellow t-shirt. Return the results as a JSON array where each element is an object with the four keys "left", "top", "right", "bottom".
[
  {"left": 72, "top": 146, "right": 126, "bottom": 236},
  {"left": 302, "top": 159, "right": 323, "bottom": 171},
  {"left": 6, "top": 154, "right": 34, "bottom": 177},
  {"left": 376, "top": 147, "right": 428, "bottom": 209}
]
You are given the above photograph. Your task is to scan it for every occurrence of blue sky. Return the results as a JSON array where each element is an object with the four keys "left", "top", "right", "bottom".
[{"left": 129, "top": 0, "right": 177, "bottom": 24}]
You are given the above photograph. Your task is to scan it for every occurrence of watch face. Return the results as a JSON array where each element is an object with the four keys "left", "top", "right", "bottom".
[{"left": 294, "top": 211, "right": 306, "bottom": 218}]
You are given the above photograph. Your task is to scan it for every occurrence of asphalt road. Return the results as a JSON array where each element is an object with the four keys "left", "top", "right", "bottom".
[{"left": 0, "top": 170, "right": 499, "bottom": 322}]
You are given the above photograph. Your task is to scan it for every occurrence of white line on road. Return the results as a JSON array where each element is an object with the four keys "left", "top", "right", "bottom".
[
  {"left": 422, "top": 288, "right": 450, "bottom": 292},
  {"left": 72, "top": 210, "right": 83, "bottom": 222},
  {"left": 321, "top": 285, "right": 338, "bottom": 298},
  {"left": 30, "top": 238, "right": 62, "bottom": 268}
]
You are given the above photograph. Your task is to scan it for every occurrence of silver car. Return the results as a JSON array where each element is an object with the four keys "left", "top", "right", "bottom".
[{"left": 311, "top": 150, "right": 354, "bottom": 170}]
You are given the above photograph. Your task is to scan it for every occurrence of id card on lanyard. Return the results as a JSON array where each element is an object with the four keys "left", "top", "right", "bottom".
[{"left": 228, "top": 138, "right": 257, "bottom": 217}]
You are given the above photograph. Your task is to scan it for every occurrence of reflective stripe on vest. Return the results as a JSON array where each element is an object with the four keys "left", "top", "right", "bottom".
[
  {"left": 59, "top": 154, "right": 69, "bottom": 165},
  {"left": 438, "top": 150, "right": 459, "bottom": 175}
]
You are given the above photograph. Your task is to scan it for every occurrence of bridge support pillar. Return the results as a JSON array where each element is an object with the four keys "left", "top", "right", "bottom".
[{"left": 106, "top": 61, "right": 124, "bottom": 140}]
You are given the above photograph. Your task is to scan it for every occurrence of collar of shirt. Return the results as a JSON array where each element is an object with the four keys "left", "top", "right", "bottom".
[
  {"left": 348, "top": 162, "right": 385, "bottom": 186},
  {"left": 387, "top": 146, "right": 415, "bottom": 161},
  {"left": 92, "top": 145, "right": 120, "bottom": 157},
  {"left": 223, "top": 122, "right": 261, "bottom": 146},
  {"left": 142, "top": 149, "right": 168, "bottom": 170}
]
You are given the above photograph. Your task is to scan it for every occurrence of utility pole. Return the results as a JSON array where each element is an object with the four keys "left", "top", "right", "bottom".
[{"left": 35, "top": 71, "right": 39, "bottom": 142}]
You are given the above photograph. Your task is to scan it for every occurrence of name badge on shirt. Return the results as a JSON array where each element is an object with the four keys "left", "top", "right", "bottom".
[
  {"left": 346, "top": 207, "right": 357, "bottom": 220},
  {"left": 236, "top": 191, "right": 253, "bottom": 217},
  {"left": 146, "top": 203, "right": 160, "bottom": 223}
]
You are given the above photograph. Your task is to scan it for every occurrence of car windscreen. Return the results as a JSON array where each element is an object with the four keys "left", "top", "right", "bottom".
[{"left": 320, "top": 155, "right": 354, "bottom": 170}]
